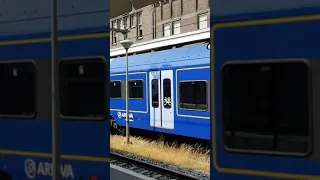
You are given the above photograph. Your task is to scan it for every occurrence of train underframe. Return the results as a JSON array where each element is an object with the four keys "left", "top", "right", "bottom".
[{"left": 109, "top": 117, "right": 210, "bottom": 150}]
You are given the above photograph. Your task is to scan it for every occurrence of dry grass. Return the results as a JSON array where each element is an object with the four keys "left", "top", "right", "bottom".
[{"left": 110, "top": 135, "right": 210, "bottom": 174}]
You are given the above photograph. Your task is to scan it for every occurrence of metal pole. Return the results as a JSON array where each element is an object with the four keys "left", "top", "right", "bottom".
[
  {"left": 51, "top": 0, "right": 60, "bottom": 179},
  {"left": 125, "top": 48, "right": 131, "bottom": 144}
]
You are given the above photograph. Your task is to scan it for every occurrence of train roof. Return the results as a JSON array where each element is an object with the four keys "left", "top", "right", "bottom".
[{"left": 110, "top": 42, "right": 210, "bottom": 73}]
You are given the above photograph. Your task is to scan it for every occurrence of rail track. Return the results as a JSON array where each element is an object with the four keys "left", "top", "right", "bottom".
[{"left": 110, "top": 151, "right": 201, "bottom": 180}]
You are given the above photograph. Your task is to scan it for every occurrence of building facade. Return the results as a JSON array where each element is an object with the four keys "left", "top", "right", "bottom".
[{"left": 110, "top": 0, "right": 210, "bottom": 57}]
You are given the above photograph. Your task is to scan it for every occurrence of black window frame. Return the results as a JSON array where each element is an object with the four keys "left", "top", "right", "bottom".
[
  {"left": 151, "top": 79, "right": 159, "bottom": 108},
  {"left": 0, "top": 60, "right": 37, "bottom": 119},
  {"left": 128, "top": 79, "right": 144, "bottom": 100},
  {"left": 179, "top": 80, "right": 208, "bottom": 111},
  {"left": 110, "top": 80, "right": 122, "bottom": 99},
  {"left": 221, "top": 59, "right": 313, "bottom": 158},
  {"left": 58, "top": 56, "right": 107, "bottom": 121},
  {"left": 163, "top": 78, "right": 172, "bottom": 109}
]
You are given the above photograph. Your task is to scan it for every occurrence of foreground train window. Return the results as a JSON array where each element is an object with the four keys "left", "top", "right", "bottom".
[
  {"left": 222, "top": 61, "right": 310, "bottom": 155},
  {"left": 59, "top": 58, "right": 106, "bottom": 119},
  {"left": 0, "top": 62, "right": 36, "bottom": 117},
  {"left": 110, "top": 81, "right": 122, "bottom": 99},
  {"left": 129, "top": 80, "right": 143, "bottom": 99},
  {"left": 180, "top": 81, "right": 207, "bottom": 111}
]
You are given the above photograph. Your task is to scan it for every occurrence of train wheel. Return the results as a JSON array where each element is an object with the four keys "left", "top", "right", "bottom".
[
  {"left": 118, "top": 127, "right": 125, "bottom": 135},
  {"left": 113, "top": 123, "right": 118, "bottom": 130}
]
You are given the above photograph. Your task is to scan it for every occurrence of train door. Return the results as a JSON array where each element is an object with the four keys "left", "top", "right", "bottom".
[
  {"left": 161, "top": 70, "right": 174, "bottom": 129},
  {"left": 149, "top": 70, "right": 174, "bottom": 129},
  {"left": 149, "top": 71, "right": 161, "bottom": 127}
]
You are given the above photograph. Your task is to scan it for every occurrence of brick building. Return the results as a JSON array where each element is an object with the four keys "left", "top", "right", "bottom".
[{"left": 110, "top": 0, "right": 210, "bottom": 57}]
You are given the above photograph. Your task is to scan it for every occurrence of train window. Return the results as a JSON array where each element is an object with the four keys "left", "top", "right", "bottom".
[
  {"left": 163, "top": 79, "right": 171, "bottom": 109},
  {"left": 0, "top": 62, "right": 36, "bottom": 118},
  {"left": 110, "top": 81, "right": 122, "bottom": 99},
  {"left": 179, "top": 81, "right": 207, "bottom": 111},
  {"left": 222, "top": 62, "right": 310, "bottom": 156},
  {"left": 151, "top": 79, "right": 159, "bottom": 107},
  {"left": 59, "top": 58, "right": 106, "bottom": 120},
  {"left": 129, "top": 80, "right": 143, "bottom": 99}
]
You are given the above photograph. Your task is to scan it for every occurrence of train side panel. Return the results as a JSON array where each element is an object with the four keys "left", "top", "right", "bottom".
[
  {"left": 110, "top": 43, "right": 211, "bottom": 140},
  {"left": 0, "top": 32, "right": 110, "bottom": 180},
  {"left": 110, "top": 72, "right": 149, "bottom": 129},
  {"left": 175, "top": 66, "right": 210, "bottom": 139},
  {"left": 211, "top": 1, "right": 320, "bottom": 179}
]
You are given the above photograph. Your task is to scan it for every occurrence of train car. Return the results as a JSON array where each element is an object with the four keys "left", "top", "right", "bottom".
[
  {"left": 211, "top": 0, "right": 320, "bottom": 179},
  {"left": 110, "top": 42, "right": 210, "bottom": 140},
  {"left": 0, "top": 1, "right": 110, "bottom": 179}
]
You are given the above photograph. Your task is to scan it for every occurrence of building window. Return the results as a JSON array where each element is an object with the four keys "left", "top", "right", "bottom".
[
  {"left": 163, "top": 79, "right": 171, "bottom": 109},
  {"left": 112, "top": 21, "right": 117, "bottom": 44},
  {"left": 151, "top": 79, "right": 159, "bottom": 108},
  {"left": 59, "top": 58, "right": 106, "bottom": 119},
  {"left": 163, "top": 23, "right": 171, "bottom": 37},
  {"left": 0, "top": 62, "right": 36, "bottom": 118},
  {"left": 120, "top": 19, "right": 124, "bottom": 30},
  {"left": 179, "top": 81, "right": 207, "bottom": 111},
  {"left": 129, "top": 80, "right": 144, "bottom": 99},
  {"left": 222, "top": 62, "right": 310, "bottom": 156},
  {"left": 117, "top": 19, "right": 121, "bottom": 30},
  {"left": 110, "top": 81, "right": 122, "bottom": 99},
  {"left": 119, "top": 18, "right": 127, "bottom": 40},
  {"left": 198, "top": 13, "right": 208, "bottom": 29},
  {"left": 123, "top": 16, "right": 129, "bottom": 40},
  {"left": 112, "top": 32, "right": 117, "bottom": 44},
  {"left": 123, "top": 16, "right": 128, "bottom": 29},
  {"left": 130, "top": 14, "right": 135, "bottom": 28},
  {"left": 137, "top": 12, "right": 143, "bottom": 38},
  {"left": 112, "top": 21, "right": 116, "bottom": 29},
  {"left": 172, "top": 21, "right": 180, "bottom": 35}
]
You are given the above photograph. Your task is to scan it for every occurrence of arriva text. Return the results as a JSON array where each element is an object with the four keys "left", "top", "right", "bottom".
[
  {"left": 117, "top": 111, "right": 134, "bottom": 122},
  {"left": 24, "top": 158, "right": 75, "bottom": 179}
]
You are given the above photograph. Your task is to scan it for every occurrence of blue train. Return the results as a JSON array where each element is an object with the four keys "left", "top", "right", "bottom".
[
  {"left": 110, "top": 42, "right": 210, "bottom": 140},
  {"left": 0, "top": 0, "right": 110, "bottom": 179},
  {"left": 211, "top": 0, "right": 320, "bottom": 179}
]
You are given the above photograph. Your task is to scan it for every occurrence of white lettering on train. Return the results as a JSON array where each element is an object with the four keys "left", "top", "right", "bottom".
[
  {"left": 24, "top": 158, "right": 74, "bottom": 179},
  {"left": 117, "top": 111, "right": 134, "bottom": 122}
]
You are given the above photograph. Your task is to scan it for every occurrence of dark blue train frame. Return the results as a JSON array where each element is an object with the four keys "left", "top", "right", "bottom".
[
  {"left": 211, "top": 1, "right": 320, "bottom": 179},
  {"left": 110, "top": 43, "right": 210, "bottom": 140},
  {"left": 0, "top": 0, "right": 110, "bottom": 179}
]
